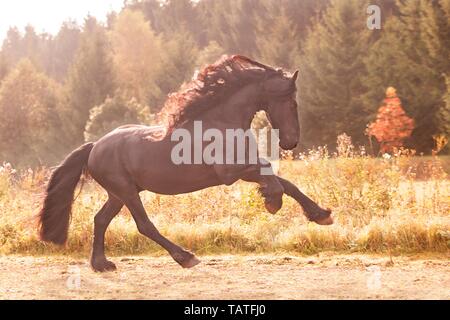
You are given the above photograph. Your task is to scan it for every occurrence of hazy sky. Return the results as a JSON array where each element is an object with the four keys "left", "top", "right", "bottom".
[{"left": 0, "top": 0, "right": 124, "bottom": 42}]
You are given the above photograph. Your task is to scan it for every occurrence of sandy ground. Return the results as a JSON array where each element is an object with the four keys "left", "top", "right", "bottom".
[{"left": 0, "top": 253, "right": 448, "bottom": 300}]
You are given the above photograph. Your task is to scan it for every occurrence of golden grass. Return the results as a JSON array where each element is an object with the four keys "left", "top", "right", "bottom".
[{"left": 0, "top": 150, "right": 449, "bottom": 257}]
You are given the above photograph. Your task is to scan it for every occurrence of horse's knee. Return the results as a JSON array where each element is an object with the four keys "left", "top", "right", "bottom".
[
  {"left": 263, "top": 185, "right": 283, "bottom": 214},
  {"left": 94, "top": 197, "right": 122, "bottom": 230},
  {"left": 260, "top": 180, "right": 284, "bottom": 199}
]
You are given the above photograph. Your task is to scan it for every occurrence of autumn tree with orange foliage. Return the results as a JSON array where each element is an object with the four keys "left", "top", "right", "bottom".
[{"left": 367, "top": 87, "right": 415, "bottom": 154}]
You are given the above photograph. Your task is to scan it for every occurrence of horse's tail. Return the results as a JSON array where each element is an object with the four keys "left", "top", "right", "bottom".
[{"left": 38, "top": 142, "right": 95, "bottom": 245}]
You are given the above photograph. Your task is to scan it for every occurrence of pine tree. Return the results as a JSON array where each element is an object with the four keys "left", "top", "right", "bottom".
[
  {"left": 1, "top": 27, "right": 24, "bottom": 66},
  {"left": 0, "top": 52, "right": 9, "bottom": 82},
  {"left": 158, "top": 0, "right": 202, "bottom": 43},
  {"left": 1, "top": 25, "right": 54, "bottom": 76},
  {"left": 125, "top": 0, "right": 163, "bottom": 33},
  {"left": 22, "top": 26, "right": 41, "bottom": 65},
  {"left": 50, "top": 20, "right": 81, "bottom": 82},
  {"left": 152, "top": 31, "right": 199, "bottom": 111},
  {"left": 196, "top": 41, "right": 226, "bottom": 67},
  {"left": 420, "top": 0, "right": 450, "bottom": 72},
  {"left": 256, "top": 5, "right": 300, "bottom": 69},
  {"left": 363, "top": 0, "right": 450, "bottom": 153},
  {"left": 421, "top": 0, "right": 450, "bottom": 152},
  {"left": 64, "top": 16, "right": 116, "bottom": 146},
  {"left": 439, "top": 75, "right": 450, "bottom": 153},
  {"left": 299, "top": 0, "right": 372, "bottom": 149},
  {"left": 199, "top": 0, "right": 264, "bottom": 56},
  {"left": 280, "top": 0, "right": 330, "bottom": 39},
  {"left": 367, "top": 87, "right": 414, "bottom": 153}
]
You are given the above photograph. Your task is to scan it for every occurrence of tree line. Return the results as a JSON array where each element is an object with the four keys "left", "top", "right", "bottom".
[{"left": 0, "top": 0, "right": 448, "bottom": 167}]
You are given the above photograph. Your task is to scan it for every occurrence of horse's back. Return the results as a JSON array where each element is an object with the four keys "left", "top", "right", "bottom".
[{"left": 115, "top": 124, "right": 167, "bottom": 139}]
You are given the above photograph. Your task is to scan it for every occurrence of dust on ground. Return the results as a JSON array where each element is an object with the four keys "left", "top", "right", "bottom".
[{"left": 0, "top": 253, "right": 448, "bottom": 299}]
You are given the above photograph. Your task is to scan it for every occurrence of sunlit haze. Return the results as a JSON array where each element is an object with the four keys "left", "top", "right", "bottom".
[{"left": 0, "top": 0, "right": 124, "bottom": 42}]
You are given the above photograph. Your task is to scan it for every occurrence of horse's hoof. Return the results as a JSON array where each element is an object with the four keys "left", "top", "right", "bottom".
[
  {"left": 315, "top": 213, "right": 334, "bottom": 225},
  {"left": 91, "top": 259, "right": 117, "bottom": 272},
  {"left": 181, "top": 256, "right": 201, "bottom": 269},
  {"left": 265, "top": 200, "right": 282, "bottom": 214},
  {"left": 265, "top": 203, "right": 278, "bottom": 214},
  {"left": 172, "top": 251, "right": 201, "bottom": 268}
]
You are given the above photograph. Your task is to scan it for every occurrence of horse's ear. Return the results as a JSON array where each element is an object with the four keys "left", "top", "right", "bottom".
[{"left": 292, "top": 70, "right": 299, "bottom": 82}]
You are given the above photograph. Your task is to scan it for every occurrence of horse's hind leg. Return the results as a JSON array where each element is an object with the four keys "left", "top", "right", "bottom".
[
  {"left": 123, "top": 193, "right": 200, "bottom": 268},
  {"left": 91, "top": 195, "right": 123, "bottom": 272}
]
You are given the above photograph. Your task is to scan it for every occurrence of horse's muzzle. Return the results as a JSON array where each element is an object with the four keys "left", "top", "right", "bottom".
[{"left": 280, "top": 141, "right": 298, "bottom": 150}]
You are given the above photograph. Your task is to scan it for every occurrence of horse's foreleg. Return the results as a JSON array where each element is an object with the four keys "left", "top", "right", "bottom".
[
  {"left": 91, "top": 195, "right": 123, "bottom": 272},
  {"left": 276, "top": 176, "right": 333, "bottom": 225},
  {"left": 124, "top": 193, "right": 200, "bottom": 268},
  {"left": 238, "top": 167, "right": 285, "bottom": 214}
]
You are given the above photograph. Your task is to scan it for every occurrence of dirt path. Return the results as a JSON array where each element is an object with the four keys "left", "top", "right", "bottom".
[{"left": 0, "top": 254, "right": 448, "bottom": 299}]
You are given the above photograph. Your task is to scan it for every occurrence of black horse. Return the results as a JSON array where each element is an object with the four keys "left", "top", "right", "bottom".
[{"left": 39, "top": 55, "right": 332, "bottom": 272}]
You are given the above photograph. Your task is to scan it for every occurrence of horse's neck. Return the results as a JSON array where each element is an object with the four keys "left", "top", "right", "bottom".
[{"left": 195, "top": 83, "right": 260, "bottom": 130}]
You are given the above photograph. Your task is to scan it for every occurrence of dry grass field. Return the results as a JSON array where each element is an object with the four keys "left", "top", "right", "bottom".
[{"left": 0, "top": 148, "right": 448, "bottom": 257}]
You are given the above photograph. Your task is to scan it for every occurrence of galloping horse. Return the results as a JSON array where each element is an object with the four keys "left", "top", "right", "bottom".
[{"left": 38, "top": 55, "right": 333, "bottom": 272}]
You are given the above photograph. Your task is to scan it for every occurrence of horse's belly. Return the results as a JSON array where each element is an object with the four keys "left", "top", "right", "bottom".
[{"left": 136, "top": 165, "right": 222, "bottom": 195}]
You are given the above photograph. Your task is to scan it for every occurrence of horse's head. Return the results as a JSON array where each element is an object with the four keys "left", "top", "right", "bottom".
[{"left": 260, "top": 70, "right": 300, "bottom": 150}]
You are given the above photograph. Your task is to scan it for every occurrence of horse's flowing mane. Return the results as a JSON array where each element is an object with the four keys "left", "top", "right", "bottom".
[{"left": 158, "top": 55, "right": 277, "bottom": 132}]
